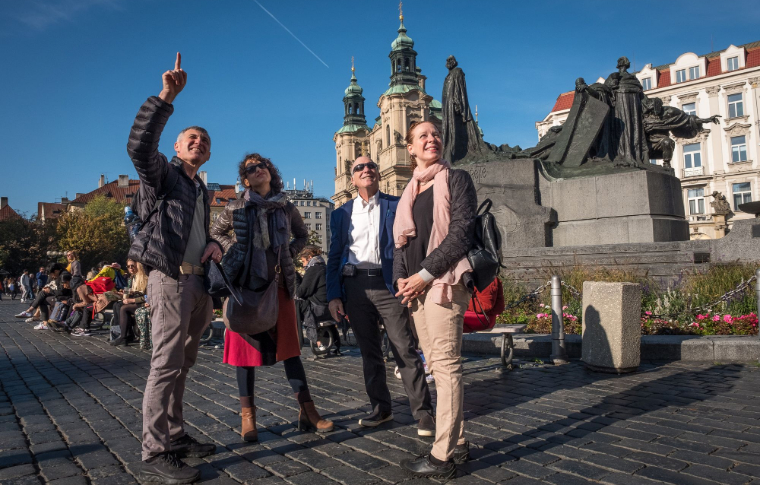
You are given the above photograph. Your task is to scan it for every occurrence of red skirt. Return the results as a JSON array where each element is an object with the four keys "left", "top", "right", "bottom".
[{"left": 223, "top": 287, "right": 301, "bottom": 366}]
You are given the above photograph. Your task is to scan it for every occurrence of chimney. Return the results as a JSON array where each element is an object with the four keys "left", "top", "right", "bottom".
[
  {"left": 118, "top": 174, "right": 129, "bottom": 188},
  {"left": 0, "top": 197, "right": 7, "bottom": 209},
  {"left": 235, "top": 179, "right": 242, "bottom": 196},
  {"left": 99, "top": 174, "right": 105, "bottom": 188},
  {"left": 60, "top": 197, "right": 69, "bottom": 204},
  {"left": 199, "top": 171, "right": 208, "bottom": 185},
  {"left": 75, "top": 193, "right": 84, "bottom": 199}
]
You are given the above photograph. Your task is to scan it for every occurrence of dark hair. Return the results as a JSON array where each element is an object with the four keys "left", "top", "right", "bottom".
[
  {"left": 299, "top": 245, "right": 322, "bottom": 260},
  {"left": 405, "top": 121, "right": 440, "bottom": 170},
  {"left": 237, "top": 153, "right": 284, "bottom": 194},
  {"left": 60, "top": 271, "right": 72, "bottom": 283},
  {"left": 46, "top": 262, "right": 65, "bottom": 274}
]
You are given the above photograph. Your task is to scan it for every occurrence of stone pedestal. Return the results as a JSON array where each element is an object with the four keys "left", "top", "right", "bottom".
[{"left": 582, "top": 282, "right": 641, "bottom": 373}]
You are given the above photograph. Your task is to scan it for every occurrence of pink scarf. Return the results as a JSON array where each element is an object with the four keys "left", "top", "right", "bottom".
[{"left": 394, "top": 160, "right": 472, "bottom": 304}]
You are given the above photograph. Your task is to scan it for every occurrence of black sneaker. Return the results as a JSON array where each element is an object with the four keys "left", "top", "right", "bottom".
[
  {"left": 453, "top": 441, "right": 470, "bottom": 464},
  {"left": 170, "top": 433, "right": 216, "bottom": 458},
  {"left": 417, "top": 413, "right": 435, "bottom": 437},
  {"left": 401, "top": 454, "right": 456, "bottom": 479},
  {"left": 358, "top": 411, "right": 393, "bottom": 428},
  {"left": 139, "top": 452, "right": 199, "bottom": 484}
]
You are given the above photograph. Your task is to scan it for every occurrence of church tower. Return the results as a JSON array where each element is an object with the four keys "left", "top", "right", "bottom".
[
  {"left": 332, "top": 5, "right": 443, "bottom": 207},
  {"left": 333, "top": 60, "right": 370, "bottom": 206}
]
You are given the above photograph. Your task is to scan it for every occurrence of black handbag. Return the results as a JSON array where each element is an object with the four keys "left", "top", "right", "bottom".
[
  {"left": 204, "top": 260, "right": 243, "bottom": 305},
  {"left": 467, "top": 199, "right": 503, "bottom": 292},
  {"left": 223, "top": 247, "right": 281, "bottom": 335}
]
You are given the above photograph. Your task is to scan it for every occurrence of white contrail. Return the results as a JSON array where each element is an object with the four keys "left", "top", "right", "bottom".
[{"left": 252, "top": 0, "right": 329, "bottom": 68}]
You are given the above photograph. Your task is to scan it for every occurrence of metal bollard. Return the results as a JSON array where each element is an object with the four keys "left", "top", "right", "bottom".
[
  {"left": 756, "top": 269, "right": 760, "bottom": 339},
  {"left": 550, "top": 275, "right": 568, "bottom": 364}
]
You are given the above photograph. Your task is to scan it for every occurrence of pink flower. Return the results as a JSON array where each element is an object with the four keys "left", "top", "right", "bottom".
[
  {"left": 696, "top": 314, "right": 706, "bottom": 320},
  {"left": 689, "top": 322, "right": 699, "bottom": 327},
  {"left": 562, "top": 306, "right": 568, "bottom": 310},
  {"left": 536, "top": 313, "right": 546, "bottom": 319},
  {"left": 645, "top": 311, "right": 652, "bottom": 316},
  {"left": 724, "top": 315, "right": 733, "bottom": 323},
  {"left": 713, "top": 315, "right": 721, "bottom": 322}
]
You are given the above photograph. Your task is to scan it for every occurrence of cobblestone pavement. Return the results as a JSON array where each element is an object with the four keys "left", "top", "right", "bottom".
[{"left": 2, "top": 300, "right": 760, "bottom": 485}]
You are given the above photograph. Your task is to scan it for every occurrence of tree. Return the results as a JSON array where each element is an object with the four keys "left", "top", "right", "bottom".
[
  {"left": 56, "top": 195, "right": 130, "bottom": 271},
  {"left": 0, "top": 216, "right": 57, "bottom": 276}
]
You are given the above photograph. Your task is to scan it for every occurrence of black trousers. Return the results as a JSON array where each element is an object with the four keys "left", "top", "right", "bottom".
[{"left": 344, "top": 272, "right": 433, "bottom": 420}]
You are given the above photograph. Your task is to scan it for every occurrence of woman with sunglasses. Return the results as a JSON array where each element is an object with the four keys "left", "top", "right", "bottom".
[
  {"left": 393, "top": 120, "right": 477, "bottom": 479},
  {"left": 211, "top": 153, "right": 333, "bottom": 442},
  {"left": 106, "top": 259, "right": 148, "bottom": 344}
]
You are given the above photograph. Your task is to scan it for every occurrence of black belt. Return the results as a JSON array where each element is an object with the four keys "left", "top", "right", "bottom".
[{"left": 354, "top": 268, "right": 383, "bottom": 277}]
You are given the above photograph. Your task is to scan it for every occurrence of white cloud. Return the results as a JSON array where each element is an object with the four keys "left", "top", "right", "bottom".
[{"left": 14, "top": 0, "right": 123, "bottom": 31}]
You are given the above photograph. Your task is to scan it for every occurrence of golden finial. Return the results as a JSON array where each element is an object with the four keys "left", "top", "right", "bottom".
[
  {"left": 475, "top": 105, "right": 479, "bottom": 122},
  {"left": 399, "top": 1, "right": 403, "bottom": 21},
  {"left": 351, "top": 56, "right": 355, "bottom": 73}
]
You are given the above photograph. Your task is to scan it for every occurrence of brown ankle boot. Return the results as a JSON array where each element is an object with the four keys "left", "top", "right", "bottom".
[
  {"left": 298, "top": 401, "right": 334, "bottom": 433},
  {"left": 241, "top": 406, "right": 258, "bottom": 442}
]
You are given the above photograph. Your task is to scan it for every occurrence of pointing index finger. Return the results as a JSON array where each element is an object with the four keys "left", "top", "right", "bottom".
[{"left": 175, "top": 52, "right": 181, "bottom": 70}]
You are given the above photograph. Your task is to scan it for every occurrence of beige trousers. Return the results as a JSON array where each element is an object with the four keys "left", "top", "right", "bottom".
[{"left": 411, "top": 282, "right": 470, "bottom": 462}]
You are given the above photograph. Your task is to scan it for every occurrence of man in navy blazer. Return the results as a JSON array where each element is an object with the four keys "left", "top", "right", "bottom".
[{"left": 327, "top": 156, "right": 434, "bottom": 435}]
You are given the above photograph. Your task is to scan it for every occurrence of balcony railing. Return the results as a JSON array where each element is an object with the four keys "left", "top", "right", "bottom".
[{"left": 683, "top": 166, "right": 705, "bottom": 178}]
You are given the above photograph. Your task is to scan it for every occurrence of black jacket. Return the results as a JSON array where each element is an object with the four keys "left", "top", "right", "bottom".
[
  {"left": 393, "top": 169, "right": 477, "bottom": 286},
  {"left": 126, "top": 96, "right": 219, "bottom": 279},
  {"left": 296, "top": 260, "right": 327, "bottom": 306}
]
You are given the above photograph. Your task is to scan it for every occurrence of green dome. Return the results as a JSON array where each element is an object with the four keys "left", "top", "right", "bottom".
[
  {"left": 344, "top": 72, "right": 363, "bottom": 96},
  {"left": 430, "top": 99, "right": 442, "bottom": 109},
  {"left": 391, "top": 19, "right": 414, "bottom": 51}
]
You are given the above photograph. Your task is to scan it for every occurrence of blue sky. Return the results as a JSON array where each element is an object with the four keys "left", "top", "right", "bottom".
[{"left": 2, "top": 0, "right": 758, "bottom": 216}]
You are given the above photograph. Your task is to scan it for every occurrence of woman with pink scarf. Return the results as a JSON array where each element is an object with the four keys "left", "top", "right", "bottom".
[{"left": 393, "top": 121, "right": 477, "bottom": 479}]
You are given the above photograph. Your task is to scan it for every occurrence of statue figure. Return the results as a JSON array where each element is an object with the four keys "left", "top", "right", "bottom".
[
  {"left": 709, "top": 191, "right": 732, "bottom": 216},
  {"left": 442, "top": 55, "right": 484, "bottom": 163},
  {"left": 605, "top": 56, "right": 648, "bottom": 165},
  {"left": 642, "top": 96, "right": 720, "bottom": 168}
]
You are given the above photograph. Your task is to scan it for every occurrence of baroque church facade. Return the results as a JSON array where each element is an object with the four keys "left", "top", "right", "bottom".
[{"left": 331, "top": 12, "right": 442, "bottom": 207}]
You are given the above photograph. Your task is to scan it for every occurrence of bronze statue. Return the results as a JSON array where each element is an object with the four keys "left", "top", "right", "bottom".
[
  {"left": 642, "top": 96, "right": 720, "bottom": 168},
  {"left": 441, "top": 55, "right": 484, "bottom": 163},
  {"left": 710, "top": 191, "right": 732, "bottom": 216}
]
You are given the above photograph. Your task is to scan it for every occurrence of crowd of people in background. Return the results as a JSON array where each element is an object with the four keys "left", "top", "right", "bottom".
[{"left": 2, "top": 267, "right": 48, "bottom": 302}]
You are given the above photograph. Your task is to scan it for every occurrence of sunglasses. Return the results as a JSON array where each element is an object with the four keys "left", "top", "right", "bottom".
[
  {"left": 244, "top": 164, "right": 267, "bottom": 176},
  {"left": 353, "top": 162, "right": 378, "bottom": 173}
]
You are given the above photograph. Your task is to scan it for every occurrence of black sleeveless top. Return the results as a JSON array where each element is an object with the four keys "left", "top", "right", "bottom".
[{"left": 406, "top": 186, "right": 435, "bottom": 275}]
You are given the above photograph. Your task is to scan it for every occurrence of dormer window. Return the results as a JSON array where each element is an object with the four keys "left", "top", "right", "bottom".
[
  {"left": 688, "top": 66, "right": 699, "bottom": 80},
  {"left": 641, "top": 78, "right": 652, "bottom": 90},
  {"left": 676, "top": 69, "right": 687, "bottom": 83},
  {"left": 727, "top": 56, "right": 739, "bottom": 71}
]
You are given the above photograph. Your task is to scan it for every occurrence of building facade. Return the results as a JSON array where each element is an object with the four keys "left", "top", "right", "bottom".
[
  {"left": 332, "top": 11, "right": 442, "bottom": 207},
  {"left": 285, "top": 182, "right": 334, "bottom": 254},
  {"left": 536, "top": 41, "right": 760, "bottom": 239}
]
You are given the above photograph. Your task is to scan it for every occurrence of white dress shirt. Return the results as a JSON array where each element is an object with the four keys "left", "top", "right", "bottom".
[{"left": 348, "top": 192, "right": 382, "bottom": 269}]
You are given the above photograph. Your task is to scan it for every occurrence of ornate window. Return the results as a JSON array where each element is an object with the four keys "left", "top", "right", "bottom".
[
  {"left": 682, "top": 102, "right": 696, "bottom": 116},
  {"left": 676, "top": 69, "right": 687, "bottom": 83},
  {"left": 731, "top": 136, "right": 748, "bottom": 162},
  {"left": 683, "top": 143, "right": 702, "bottom": 169},
  {"left": 733, "top": 182, "right": 752, "bottom": 209},
  {"left": 641, "top": 77, "right": 652, "bottom": 91},
  {"left": 728, "top": 93, "right": 744, "bottom": 118},
  {"left": 727, "top": 56, "right": 739, "bottom": 71},
  {"left": 687, "top": 188, "right": 705, "bottom": 214}
]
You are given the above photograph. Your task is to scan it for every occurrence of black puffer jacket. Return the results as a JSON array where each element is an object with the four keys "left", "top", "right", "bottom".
[
  {"left": 393, "top": 168, "right": 477, "bottom": 287},
  {"left": 126, "top": 96, "right": 219, "bottom": 279}
]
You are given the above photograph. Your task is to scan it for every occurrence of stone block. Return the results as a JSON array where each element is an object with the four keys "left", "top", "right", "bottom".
[
  {"left": 712, "top": 336, "right": 760, "bottom": 361},
  {"left": 582, "top": 281, "right": 641, "bottom": 373}
]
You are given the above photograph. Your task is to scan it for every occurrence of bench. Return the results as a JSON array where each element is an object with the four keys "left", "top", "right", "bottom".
[{"left": 466, "top": 324, "right": 527, "bottom": 368}]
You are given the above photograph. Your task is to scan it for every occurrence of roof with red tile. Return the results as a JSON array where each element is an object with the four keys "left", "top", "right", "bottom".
[
  {"left": 70, "top": 179, "right": 140, "bottom": 206},
  {"left": 208, "top": 185, "right": 238, "bottom": 207},
  {"left": 0, "top": 205, "right": 21, "bottom": 221},
  {"left": 706, "top": 57, "right": 721, "bottom": 77},
  {"left": 656, "top": 69, "right": 671, "bottom": 88},
  {"left": 550, "top": 91, "right": 575, "bottom": 113},
  {"left": 38, "top": 202, "right": 66, "bottom": 220},
  {"left": 747, "top": 47, "right": 760, "bottom": 68}
]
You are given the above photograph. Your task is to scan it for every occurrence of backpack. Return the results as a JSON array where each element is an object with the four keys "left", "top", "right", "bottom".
[
  {"left": 467, "top": 199, "right": 503, "bottom": 292},
  {"left": 126, "top": 166, "right": 181, "bottom": 240}
]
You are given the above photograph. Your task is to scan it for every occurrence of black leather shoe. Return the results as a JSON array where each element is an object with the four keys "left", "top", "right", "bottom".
[
  {"left": 170, "top": 433, "right": 216, "bottom": 458},
  {"left": 139, "top": 452, "right": 199, "bottom": 484},
  {"left": 109, "top": 336, "right": 125, "bottom": 346},
  {"left": 359, "top": 411, "right": 393, "bottom": 428},
  {"left": 453, "top": 441, "right": 470, "bottom": 464},
  {"left": 417, "top": 413, "right": 435, "bottom": 437},
  {"left": 401, "top": 454, "right": 456, "bottom": 479}
]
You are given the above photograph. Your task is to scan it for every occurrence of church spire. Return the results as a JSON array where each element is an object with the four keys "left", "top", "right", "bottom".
[
  {"left": 340, "top": 58, "right": 367, "bottom": 130},
  {"left": 389, "top": 4, "right": 417, "bottom": 88}
]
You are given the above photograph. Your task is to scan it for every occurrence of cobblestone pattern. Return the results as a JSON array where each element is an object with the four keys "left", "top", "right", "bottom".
[{"left": 1, "top": 299, "right": 760, "bottom": 484}]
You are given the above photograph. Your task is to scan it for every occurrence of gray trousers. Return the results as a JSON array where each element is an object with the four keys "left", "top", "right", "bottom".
[
  {"left": 142, "top": 271, "right": 212, "bottom": 460},
  {"left": 344, "top": 273, "right": 433, "bottom": 420}
]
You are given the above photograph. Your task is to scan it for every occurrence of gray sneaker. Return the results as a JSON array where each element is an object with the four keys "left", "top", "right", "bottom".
[
  {"left": 139, "top": 452, "right": 199, "bottom": 484},
  {"left": 359, "top": 411, "right": 393, "bottom": 428}
]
